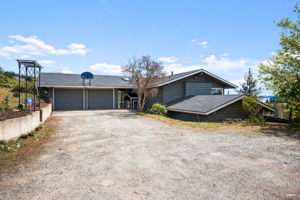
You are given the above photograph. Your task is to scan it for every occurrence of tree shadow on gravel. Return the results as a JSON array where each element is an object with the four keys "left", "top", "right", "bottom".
[{"left": 259, "top": 125, "right": 300, "bottom": 140}]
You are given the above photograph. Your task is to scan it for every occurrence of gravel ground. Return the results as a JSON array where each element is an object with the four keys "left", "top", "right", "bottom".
[{"left": 0, "top": 110, "right": 299, "bottom": 200}]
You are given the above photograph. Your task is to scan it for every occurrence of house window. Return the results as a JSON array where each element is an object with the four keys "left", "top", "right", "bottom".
[{"left": 211, "top": 88, "right": 223, "bottom": 95}]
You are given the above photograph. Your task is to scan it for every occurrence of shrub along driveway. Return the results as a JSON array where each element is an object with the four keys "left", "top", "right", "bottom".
[{"left": 0, "top": 110, "right": 299, "bottom": 200}]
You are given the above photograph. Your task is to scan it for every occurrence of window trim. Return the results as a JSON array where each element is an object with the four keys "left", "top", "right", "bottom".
[{"left": 211, "top": 88, "right": 223, "bottom": 95}]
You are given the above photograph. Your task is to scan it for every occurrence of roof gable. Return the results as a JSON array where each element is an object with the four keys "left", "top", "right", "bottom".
[{"left": 158, "top": 69, "right": 237, "bottom": 88}]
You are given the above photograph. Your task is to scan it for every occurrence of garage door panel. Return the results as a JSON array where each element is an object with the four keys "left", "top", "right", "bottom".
[
  {"left": 88, "top": 89, "right": 113, "bottom": 109},
  {"left": 55, "top": 89, "right": 83, "bottom": 110}
]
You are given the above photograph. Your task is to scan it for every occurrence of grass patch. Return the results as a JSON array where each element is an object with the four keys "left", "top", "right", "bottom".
[
  {"left": 0, "top": 125, "right": 51, "bottom": 153},
  {"left": 289, "top": 122, "right": 300, "bottom": 131},
  {"left": 139, "top": 112, "right": 228, "bottom": 128},
  {"left": 139, "top": 113, "right": 300, "bottom": 139},
  {"left": 0, "top": 115, "right": 56, "bottom": 175},
  {"left": 0, "top": 121, "right": 55, "bottom": 171}
]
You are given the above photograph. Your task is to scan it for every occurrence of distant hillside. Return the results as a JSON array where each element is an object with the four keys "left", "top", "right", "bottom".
[{"left": 0, "top": 67, "right": 34, "bottom": 110}]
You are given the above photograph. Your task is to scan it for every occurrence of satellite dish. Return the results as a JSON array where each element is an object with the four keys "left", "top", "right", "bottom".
[{"left": 81, "top": 72, "right": 94, "bottom": 79}]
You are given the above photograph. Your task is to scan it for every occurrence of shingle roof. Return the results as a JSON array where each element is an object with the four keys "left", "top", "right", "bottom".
[
  {"left": 40, "top": 69, "right": 237, "bottom": 88},
  {"left": 40, "top": 73, "right": 132, "bottom": 88},
  {"left": 159, "top": 70, "right": 200, "bottom": 85},
  {"left": 168, "top": 95, "right": 245, "bottom": 115}
]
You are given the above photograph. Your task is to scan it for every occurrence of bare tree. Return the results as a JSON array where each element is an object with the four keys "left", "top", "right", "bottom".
[{"left": 122, "top": 56, "right": 165, "bottom": 111}]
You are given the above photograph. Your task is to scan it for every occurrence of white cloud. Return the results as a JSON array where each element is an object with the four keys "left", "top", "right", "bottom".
[
  {"left": 164, "top": 63, "right": 202, "bottom": 74},
  {"left": 230, "top": 78, "right": 244, "bottom": 87},
  {"left": 197, "top": 41, "right": 208, "bottom": 48},
  {"left": 200, "top": 54, "right": 258, "bottom": 72},
  {"left": 191, "top": 39, "right": 197, "bottom": 42},
  {"left": 202, "top": 54, "right": 217, "bottom": 63},
  {"left": 90, "top": 62, "right": 121, "bottom": 75},
  {"left": 158, "top": 56, "right": 180, "bottom": 63},
  {"left": 0, "top": 35, "right": 88, "bottom": 58},
  {"left": 0, "top": 51, "right": 10, "bottom": 57},
  {"left": 163, "top": 54, "right": 262, "bottom": 85},
  {"left": 38, "top": 59, "right": 55, "bottom": 67},
  {"left": 222, "top": 53, "right": 230, "bottom": 57},
  {"left": 60, "top": 66, "right": 73, "bottom": 74}
]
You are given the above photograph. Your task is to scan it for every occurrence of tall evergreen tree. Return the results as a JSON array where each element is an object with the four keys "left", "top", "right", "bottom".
[{"left": 237, "top": 68, "right": 261, "bottom": 96}]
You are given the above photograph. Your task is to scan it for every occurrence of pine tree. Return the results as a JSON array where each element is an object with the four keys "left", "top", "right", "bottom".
[{"left": 237, "top": 68, "right": 261, "bottom": 96}]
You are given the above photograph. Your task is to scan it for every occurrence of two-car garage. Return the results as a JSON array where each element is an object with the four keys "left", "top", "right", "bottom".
[{"left": 52, "top": 88, "right": 115, "bottom": 110}]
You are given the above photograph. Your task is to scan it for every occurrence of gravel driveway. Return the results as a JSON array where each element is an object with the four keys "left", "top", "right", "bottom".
[{"left": 0, "top": 110, "right": 299, "bottom": 200}]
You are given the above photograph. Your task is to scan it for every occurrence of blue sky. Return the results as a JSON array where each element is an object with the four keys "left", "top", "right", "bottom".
[{"left": 0, "top": 0, "right": 297, "bottom": 94}]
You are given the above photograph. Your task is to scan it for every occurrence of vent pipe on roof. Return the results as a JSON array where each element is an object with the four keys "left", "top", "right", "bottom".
[{"left": 168, "top": 71, "right": 174, "bottom": 79}]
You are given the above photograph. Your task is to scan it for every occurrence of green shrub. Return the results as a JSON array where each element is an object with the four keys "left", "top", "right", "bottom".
[
  {"left": 148, "top": 103, "right": 168, "bottom": 115},
  {"left": 245, "top": 115, "right": 265, "bottom": 125},
  {"left": 242, "top": 96, "right": 265, "bottom": 125}
]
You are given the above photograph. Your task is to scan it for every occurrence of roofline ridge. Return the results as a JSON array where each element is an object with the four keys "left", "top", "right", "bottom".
[{"left": 41, "top": 72, "right": 125, "bottom": 78}]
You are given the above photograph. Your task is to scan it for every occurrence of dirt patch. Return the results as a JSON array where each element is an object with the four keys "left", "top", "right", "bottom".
[
  {"left": 0, "top": 111, "right": 32, "bottom": 121},
  {"left": 0, "top": 103, "right": 50, "bottom": 121}
]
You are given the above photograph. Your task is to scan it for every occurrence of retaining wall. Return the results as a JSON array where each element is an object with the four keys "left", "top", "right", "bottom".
[
  {"left": 0, "top": 103, "right": 52, "bottom": 141},
  {"left": 40, "top": 103, "right": 52, "bottom": 123}
]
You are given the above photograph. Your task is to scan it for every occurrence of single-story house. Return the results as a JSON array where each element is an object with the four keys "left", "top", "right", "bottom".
[{"left": 40, "top": 69, "right": 275, "bottom": 121}]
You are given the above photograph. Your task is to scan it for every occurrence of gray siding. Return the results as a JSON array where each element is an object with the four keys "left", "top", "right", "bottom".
[
  {"left": 162, "top": 81, "right": 184, "bottom": 104},
  {"left": 162, "top": 72, "right": 226, "bottom": 104},
  {"left": 167, "top": 111, "right": 207, "bottom": 121},
  {"left": 167, "top": 100, "right": 246, "bottom": 122},
  {"left": 54, "top": 88, "right": 83, "bottom": 110},
  {"left": 185, "top": 82, "right": 212, "bottom": 96},
  {"left": 87, "top": 89, "right": 113, "bottom": 109},
  {"left": 206, "top": 100, "right": 246, "bottom": 121}
]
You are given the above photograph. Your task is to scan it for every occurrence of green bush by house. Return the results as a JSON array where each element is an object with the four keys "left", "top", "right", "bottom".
[
  {"left": 148, "top": 103, "right": 168, "bottom": 115},
  {"left": 242, "top": 96, "right": 265, "bottom": 125}
]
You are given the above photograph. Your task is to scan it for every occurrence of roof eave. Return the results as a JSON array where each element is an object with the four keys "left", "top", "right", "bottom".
[
  {"left": 168, "top": 95, "right": 245, "bottom": 115},
  {"left": 168, "top": 95, "right": 276, "bottom": 115},
  {"left": 168, "top": 108, "right": 209, "bottom": 115},
  {"left": 39, "top": 85, "right": 134, "bottom": 89}
]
